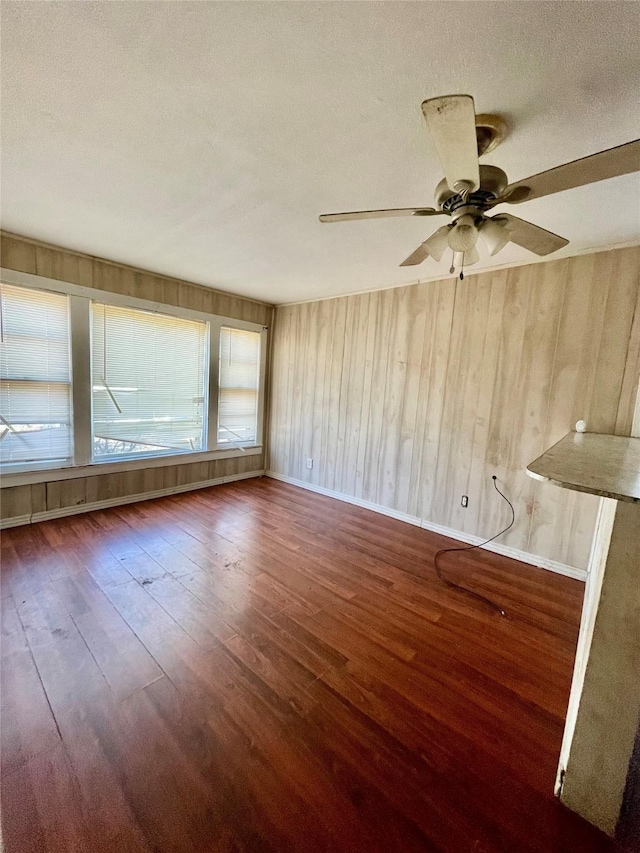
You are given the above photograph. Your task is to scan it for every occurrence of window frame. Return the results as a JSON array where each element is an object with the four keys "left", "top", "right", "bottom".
[{"left": 0, "top": 268, "right": 267, "bottom": 488}]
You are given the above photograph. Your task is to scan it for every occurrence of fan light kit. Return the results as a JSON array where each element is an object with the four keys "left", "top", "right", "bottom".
[{"left": 320, "top": 94, "right": 640, "bottom": 278}]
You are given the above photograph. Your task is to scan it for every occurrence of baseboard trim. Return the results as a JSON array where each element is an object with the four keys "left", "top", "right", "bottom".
[
  {"left": 1, "top": 513, "right": 32, "bottom": 529},
  {"left": 418, "top": 517, "right": 587, "bottom": 581},
  {"left": 265, "top": 470, "right": 423, "bottom": 527},
  {"left": 0, "top": 470, "right": 265, "bottom": 529},
  {"left": 265, "top": 471, "right": 587, "bottom": 582}
]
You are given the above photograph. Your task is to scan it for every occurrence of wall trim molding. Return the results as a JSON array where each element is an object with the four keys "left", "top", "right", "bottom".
[
  {"left": 0, "top": 469, "right": 265, "bottom": 529},
  {"left": 266, "top": 471, "right": 588, "bottom": 582}
]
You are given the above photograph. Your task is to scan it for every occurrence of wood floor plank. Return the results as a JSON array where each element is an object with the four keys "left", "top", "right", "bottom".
[
  {"left": 177, "top": 561, "right": 289, "bottom": 619},
  {"left": 1, "top": 592, "right": 28, "bottom": 657},
  {"left": 225, "top": 602, "right": 334, "bottom": 679},
  {"left": 14, "top": 582, "right": 151, "bottom": 847},
  {"left": 54, "top": 521, "right": 137, "bottom": 589},
  {"left": 0, "top": 478, "right": 613, "bottom": 852},
  {"left": 51, "top": 574, "right": 164, "bottom": 700},
  {"left": 0, "top": 745, "right": 131, "bottom": 853},
  {"left": 1, "top": 597, "right": 61, "bottom": 777},
  {"left": 141, "top": 572, "right": 237, "bottom": 648}
]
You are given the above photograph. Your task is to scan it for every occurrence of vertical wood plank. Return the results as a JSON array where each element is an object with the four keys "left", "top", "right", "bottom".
[
  {"left": 362, "top": 290, "right": 394, "bottom": 504},
  {"left": 35, "top": 246, "right": 94, "bottom": 288},
  {"left": 415, "top": 280, "right": 455, "bottom": 521},
  {"left": 615, "top": 267, "right": 640, "bottom": 436},
  {"left": 465, "top": 269, "right": 509, "bottom": 538},
  {"left": 589, "top": 248, "right": 639, "bottom": 433},
  {"left": 377, "top": 286, "right": 410, "bottom": 509},
  {"left": 342, "top": 294, "right": 369, "bottom": 498},
  {"left": 354, "top": 292, "right": 377, "bottom": 501},
  {"left": 507, "top": 259, "right": 566, "bottom": 553},
  {"left": 393, "top": 283, "right": 429, "bottom": 515},
  {"left": 1, "top": 486, "right": 33, "bottom": 520},
  {"left": 325, "top": 299, "right": 347, "bottom": 492},
  {"left": 1, "top": 234, "right": 37, "bottom": 273}
]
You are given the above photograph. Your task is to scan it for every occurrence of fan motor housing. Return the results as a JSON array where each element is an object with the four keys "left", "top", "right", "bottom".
[{"left": 435, "top": 165, "right": 509, "bottom": 214}]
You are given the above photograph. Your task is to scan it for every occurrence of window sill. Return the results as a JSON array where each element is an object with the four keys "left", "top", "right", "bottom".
[{"left": 0, "top": 445, "right": 263, "bottom": 488}]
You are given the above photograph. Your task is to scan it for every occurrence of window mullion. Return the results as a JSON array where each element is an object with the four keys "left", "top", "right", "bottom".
[
  {"left": 256, "top": 326, "right": 268, "bottom": 447},
  {"left": 69, "top": 295, "right": 92, "bottom": 466},
  {"left": 207, "top": 319, "right": 221, "bottom": 452}
]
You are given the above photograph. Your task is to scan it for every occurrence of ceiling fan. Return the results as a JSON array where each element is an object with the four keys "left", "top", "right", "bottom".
[{"left": 319, "top": 95, "right": 640, "bottom": 274}]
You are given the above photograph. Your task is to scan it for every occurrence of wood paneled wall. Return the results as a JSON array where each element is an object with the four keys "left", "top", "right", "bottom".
[
  {"left": 268, "top": 247, "right": 640, "bottom": 572},
  {"left": 0, "top": 232, "right": 272, "bottom": 523}
]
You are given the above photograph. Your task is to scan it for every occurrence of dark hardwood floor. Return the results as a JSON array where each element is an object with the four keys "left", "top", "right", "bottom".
[{"left": 1, "top": 477, "right": 614, "bottom": 852}]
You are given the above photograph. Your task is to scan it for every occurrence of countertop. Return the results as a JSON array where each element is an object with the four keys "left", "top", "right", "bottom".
[{"left": 527, "top": 432, "right": 640, "bottom": 503}]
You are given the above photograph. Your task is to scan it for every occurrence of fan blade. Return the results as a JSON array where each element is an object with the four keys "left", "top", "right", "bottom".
[
  {"left": 400, "top": 242, "right": 430, "bottom": 267},
  {"left": 504, "top": 139, "right": 640, "bottom": 204},
  {"left": 494, "top": 214, "right": 569, "bottom": 256},
  {"left": 319, "top": 207, "right": 442, "bottom": 223},
  {"left": 422, "top": 95, "right": 480, "bottom": 192}
]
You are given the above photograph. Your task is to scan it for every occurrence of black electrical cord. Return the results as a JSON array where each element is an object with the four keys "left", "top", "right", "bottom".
[{"left": 433, "top": 476, "right": 514, "bottom": 617}]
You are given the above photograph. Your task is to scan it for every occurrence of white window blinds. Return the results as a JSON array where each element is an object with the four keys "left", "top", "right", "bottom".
[
  {"left": 218, "top": 327, "right": 261, "bottom": 446},
  {"left": 0, "top": 283, "right": 72, "bottom": 465},
  {"left": 91, "top": 303, "right": 207, "bottom": 460}
]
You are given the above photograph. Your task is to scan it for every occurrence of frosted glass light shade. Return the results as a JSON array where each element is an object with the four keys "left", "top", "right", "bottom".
[
  {"left": 464, "top": 246, "right": 480, "bottom": 265},
  {"left": 480, "top": 218, "right": 510, "bottom": 256},
  {"left": 423, "top": 226, "right": 451, "bottom": 261},
  {"left": 448, "top": 215, "right": 478, "bottom": 252}
]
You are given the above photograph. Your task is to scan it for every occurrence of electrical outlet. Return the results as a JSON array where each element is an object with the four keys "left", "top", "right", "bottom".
[
  {"left": 306, "top": 458, "right": 313, "bottom": 469},
  {"left": 461, "top": 495, "right": 469, "bottom": 508}
]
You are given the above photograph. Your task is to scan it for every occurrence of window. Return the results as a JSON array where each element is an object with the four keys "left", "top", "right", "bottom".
[
  {"left": 0, "top": 284, "right": 72, "bottom": 467},
  {"left": 0, "top": 271, "right": 265, "bottom": 480},
  {"left": 91, "top": 303, "right": 207, "bottom": 460},
  {"left": 218, "top": 327, "right": 261, "bottom": 446}
]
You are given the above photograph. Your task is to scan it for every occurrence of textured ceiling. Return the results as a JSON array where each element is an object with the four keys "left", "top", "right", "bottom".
[{"left": 2, "top": 1, "right": 639, "bottom": 304}]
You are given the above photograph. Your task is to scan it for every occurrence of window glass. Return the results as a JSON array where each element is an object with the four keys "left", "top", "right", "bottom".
[
  {"left": 218, "top": 327, "right": 261, "bottom": 446},
  {"left": 0, "top": 284, "right": 72, "bottom": 465},
  {"left": 91, "top": 303, "right": 207, "bottom": 460}
]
